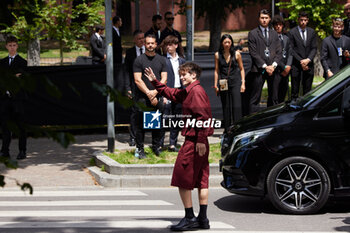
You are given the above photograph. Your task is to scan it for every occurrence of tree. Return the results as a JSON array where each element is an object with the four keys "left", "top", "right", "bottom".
[
  {"left": 1, "top": 0, "right": 46, "bottom": 66},
  {"left": 1, "top": 0, "right": 104, "bottom": 66},
  {"left": 277, "top": 0, "right": 343, "bottom": 40},
  {"left": 176, "top": 0, "right": 262, "bottom": 52},
  {"left": 40, "top": 0, "right": 104, "bottom": 65},
  {"left": 277, "top": 0, "right": 343, "bottom": 76}
]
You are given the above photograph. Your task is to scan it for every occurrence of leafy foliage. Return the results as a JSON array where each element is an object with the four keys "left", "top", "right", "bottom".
[
  {"left": 1, "top": 0, "right": 105, "bottom": 64},
  {"left": 277, "top": 0, "right": 343, "bottom": 39}
]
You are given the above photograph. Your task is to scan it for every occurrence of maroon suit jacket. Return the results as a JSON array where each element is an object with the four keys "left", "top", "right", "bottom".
[{"left": 151, "top": 79, "right": 213, "bottom": 143}]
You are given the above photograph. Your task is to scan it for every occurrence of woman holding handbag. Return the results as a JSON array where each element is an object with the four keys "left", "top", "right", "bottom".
[{"left": 214, "top": 34, "right": 245, "bottom": 132}]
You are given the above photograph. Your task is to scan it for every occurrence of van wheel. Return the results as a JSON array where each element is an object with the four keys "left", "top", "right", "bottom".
[{"left": 267, "top": 156, "right": 330, "bottom": 214}]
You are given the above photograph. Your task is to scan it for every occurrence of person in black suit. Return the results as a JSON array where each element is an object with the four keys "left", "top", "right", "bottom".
[
  {"left": 0, "top": 35, "right": 27, "bottom": 160},
  {"left": 343, "top": 3, "right": 350, "bottom": 37},
  {"left": 272, "top": 15, "right": 293, "bottom": 103},
  {"left": 145, "top": 14, "right": 163, "bottom": 47},
  {"left": 124, "top": 30, "right": 145, "bottom": 147},
  {"left": 112, "top": 16, "right": 123, "bottom": 64},
  {"left": 90, "top": 25, "right": 106, "bottom": 65},
  {"left": 159, "top": 35, "right": 186, "bottom": 152},
  {"left": 247, "top": 9, "right": 282, "bottom": 113},
  {"left": 159, "top": 12, "right": 184, "bottom": 57},
  {"left": 287, "top": 11, "right": 317, "bottom": 99},
  {"left": 321, "top": 18, "right": 350, "bottom": 79}
]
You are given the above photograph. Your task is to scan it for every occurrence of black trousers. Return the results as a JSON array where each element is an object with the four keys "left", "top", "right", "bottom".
[
  {"left": 248, "top": 71, "right": 279, "bottom": 114},
  {"left": 291, "top": 67, "right": 314, "bottom": 100},
  {"left": 278, "top": 74, "right": 289, "bottom": 103},
  {"left": 160, "top": 100, "right": 182, "bottom": 147},
  {"left": 220, "top": 83, "right": 242, "bottom": 132},
  {"left": 0, "top": 99, "right": 27, "bottom": 153},
  {"left": 134, "top": 97, "right": 162, "bottom": 150}
]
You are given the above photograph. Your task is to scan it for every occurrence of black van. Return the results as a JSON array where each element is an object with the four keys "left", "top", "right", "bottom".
[{"left": 220, "top": 66, "right": 350, "bottom": 214}]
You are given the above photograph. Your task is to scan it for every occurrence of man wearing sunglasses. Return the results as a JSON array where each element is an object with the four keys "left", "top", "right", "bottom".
[{"left": 160, "top": 12, "right": 184, "bottom": 57}]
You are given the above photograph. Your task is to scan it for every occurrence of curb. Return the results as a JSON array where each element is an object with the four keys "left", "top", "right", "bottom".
[{"left": 88, "top": 151, "right": 223, "bottom": 188}]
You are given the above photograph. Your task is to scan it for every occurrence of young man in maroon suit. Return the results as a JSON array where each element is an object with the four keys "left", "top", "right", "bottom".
[{"left": 145, "top": 62, "right": 213, "bottom": 231}]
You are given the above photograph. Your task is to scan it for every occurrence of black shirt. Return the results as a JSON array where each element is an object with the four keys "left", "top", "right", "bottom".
[{"left": 133, "top": 53, "right": 167, "bottom": 100}]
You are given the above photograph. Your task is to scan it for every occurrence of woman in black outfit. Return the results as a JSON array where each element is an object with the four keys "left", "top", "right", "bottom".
[{"left": 214, "top": 34, "right": 245, "bottom": 132}]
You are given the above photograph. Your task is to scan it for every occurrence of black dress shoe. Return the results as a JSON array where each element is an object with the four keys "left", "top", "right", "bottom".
[
  {"left": 129, "top": 138, "right": 136, "bottom": 147},
  {"left": 152, "top": 146, "right": 162, "bottom": 156},
  {"left": 197, "top": 217, "right": 210, "bottom": 229},
  {"left": 168, "top": 146, "right": 179, "bottom": 152},
  {"left": 0, "top": 152, "right": 10, "bottom": 158},
  {"left": 16, "top": 151, "right": 27, "bottom": 160},
  {"left": 170, "top": 217, "right": 199, "bottom": 231}
]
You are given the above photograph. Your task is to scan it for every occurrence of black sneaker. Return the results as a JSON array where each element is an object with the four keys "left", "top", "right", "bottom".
[
  {"left": 128, "top": 138, "right": 136, "bottom": 147},
  {"left": 16, "top": 151, "right": 26, "bottom": 160},
  {"left": 138, "top": 148, "right": 147, "bottom": 159},
  {"left": 0, "top": 152, "right": 10, "bottom": 158},
  {"left": 197, "top": 217, "right": 210, "bottom": 229},
  {"left": 152, "top": 146, "right": 162, "bottom": 156},
  {"left": 170, "top": 217, "right": 199, "bottom": 231}
]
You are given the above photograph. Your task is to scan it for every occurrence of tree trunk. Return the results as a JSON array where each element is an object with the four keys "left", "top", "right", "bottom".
[
  {"left": 27, "top": 38, "right": 40, "bottom": 66},
  {"left": 314, "top": 37, "right": 323, "bottom": 77},
  {"left": 59, "top": 40, "right": 64, "bottom": 65},
  {"left": 208, "top": 11, "right": 222, "bottom": 52}
]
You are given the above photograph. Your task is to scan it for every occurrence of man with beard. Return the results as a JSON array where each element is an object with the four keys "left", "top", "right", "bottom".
[
  {"left": 321, "top": 18, "right": 350, "bottom": 79},
  {"left": 145, "top": 14, "right": 163, "bottom": 53},
  {"left": 133, "top": 34, "right": 167, "bottom": 159}
]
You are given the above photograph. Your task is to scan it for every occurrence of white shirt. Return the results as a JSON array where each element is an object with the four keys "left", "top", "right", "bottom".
[
  {"left": 298, "top": 26, "right": 307, "bottom": 41},
  {"left": 136, "top": 45, "right": 145, "bottom": 57},
  {"left": 259, "top": 25, "right": 269, "bottom": 40},
  {"left": 95, "top": 32, "right": 102, "bottom": 41},
  {"left": 167, "top": 52, "right": 181, "bottom": 88},
  {"left": 113, "top": 26, "right": 120, "bottom": 37},
  {"left": 8, "top": 54, "right": 17, "bottom": 65}
]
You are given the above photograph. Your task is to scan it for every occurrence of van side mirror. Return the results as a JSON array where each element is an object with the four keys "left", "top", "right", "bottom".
[{"left": 343, "top": 86, "right": 350, "bottom": 118}]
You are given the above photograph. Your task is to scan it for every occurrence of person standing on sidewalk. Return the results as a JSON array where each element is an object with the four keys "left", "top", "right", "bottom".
[
  {"left": 90, "top": 25, "right": 106, "bottom": 65},
  {"left": 214, "top": 34, "right": 245, "bottom": 133},
  {"left": 247, "top": 9, "right": 282, "bottom": 113},
  {"left": 124, "top": 30, "right": 145, "bottom": 147},
  {"left": 159, "top": 35, "right": 186, "bottom": 152},
  {"left": 133, "top": 34, "right": 167, "bottom": 159},
  {"left": 321, "top": 18, "right": 350, "bottom": 79},
  {"left": 0, "top": 35, "right": 28, "bottom": 160},
  {"left": 145, "top": 62, "right": 213, "bottom": 231},
  {"left": 271, "top": 15, "right": 293, "bottom": 103},
  {"left": 287, "top": 11, "right": 317, "bottom": 100}
]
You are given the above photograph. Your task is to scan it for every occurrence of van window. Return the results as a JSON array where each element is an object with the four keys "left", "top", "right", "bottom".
[{"left": 318, "top": 93, "right": 343, "bottom": 117}]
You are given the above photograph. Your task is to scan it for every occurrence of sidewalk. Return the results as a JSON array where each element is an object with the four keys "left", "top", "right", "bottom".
[{"left": 0, "top": 129, "right": 224, "bottom": 188}]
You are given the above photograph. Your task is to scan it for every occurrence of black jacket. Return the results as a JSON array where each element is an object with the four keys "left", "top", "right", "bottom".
[
  {"left": 90, "top": 33, "right": 106, "bottom": 63},
  {"left": 321, "top": 35, "right": 350, "bottom": 76},
  {"left": 277, "top": 34, "right": 293, "bottom": 71},
  {"left": 287, "top": 26, "right": 317, "bottom": 72},
  {"left": 112, "top": 27, "right": 123, "bottom": 64},
  {"left": 248, "top": 26, "right": 282, "bottom": 73}
]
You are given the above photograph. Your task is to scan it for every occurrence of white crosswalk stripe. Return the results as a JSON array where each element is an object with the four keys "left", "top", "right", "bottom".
[{"left": 0, "top": 189, "right": 236, "bottom": 232}]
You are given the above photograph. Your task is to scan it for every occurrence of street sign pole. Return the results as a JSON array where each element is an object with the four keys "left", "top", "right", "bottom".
[
  {"left": 105, "top": 0, "right": 115, "bottom": 152},
  {"left": 186, "top": 0, "right": 194, "bottom": 61}
]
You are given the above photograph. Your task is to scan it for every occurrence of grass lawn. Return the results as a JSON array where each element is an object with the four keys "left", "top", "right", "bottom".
[{"left": 104, "top": 143, "right": 222, "bottom": 164}]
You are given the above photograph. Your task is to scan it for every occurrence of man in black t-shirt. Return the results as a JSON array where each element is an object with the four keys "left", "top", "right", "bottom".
[
  {"left": 160, "top": 12, "right": 184, "bottom": 57},
  {"left": 133, "top": 34, "right": 167, "bottom": 159}
]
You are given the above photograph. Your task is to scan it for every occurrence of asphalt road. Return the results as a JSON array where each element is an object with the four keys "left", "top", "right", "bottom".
[{"left": 1, "top": 187, "right": 349, "bottom": 232}]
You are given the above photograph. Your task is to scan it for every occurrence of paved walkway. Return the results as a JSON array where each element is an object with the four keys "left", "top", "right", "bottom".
[{"left": 0, "top": 129, "right": 223, "bottom": 188}]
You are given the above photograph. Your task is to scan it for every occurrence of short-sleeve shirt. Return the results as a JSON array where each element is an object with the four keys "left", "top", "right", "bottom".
[{"left": 133, "top": 53, "right": 167, "bottom": 100}]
